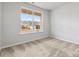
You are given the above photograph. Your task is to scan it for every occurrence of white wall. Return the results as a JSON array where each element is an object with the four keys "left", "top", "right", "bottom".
[
  {"left": 2, "top": 2, "right": 49, "bottom": 48},
  {"left": 0, "top": 3, "right": 2, "bottom": 49},
  {"left": 50, "top": 3, "right": 79, "bottom": 45}
]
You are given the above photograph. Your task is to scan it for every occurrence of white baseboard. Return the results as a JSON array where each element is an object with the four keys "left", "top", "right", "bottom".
[
  {"left": 50, "top": 35, "right": 79, "bottom": 45},
  {"left": 1, "top": 35, "right": 79, "bottom": 50},
  {"left": 0, "top": 36, "right": 49, "bottom": 49}
]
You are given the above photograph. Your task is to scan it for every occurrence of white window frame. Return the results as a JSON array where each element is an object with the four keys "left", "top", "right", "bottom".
[{"left": 19, "top": 7, "right": 44, "bottom": 34}]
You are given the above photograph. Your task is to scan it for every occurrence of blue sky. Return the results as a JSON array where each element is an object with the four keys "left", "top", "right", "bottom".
[{"left": 20, "top": 13, "right": 40, "bottom": 22}]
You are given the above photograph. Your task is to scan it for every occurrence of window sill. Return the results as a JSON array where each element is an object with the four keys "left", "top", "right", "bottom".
[{"left": 19, "top": 31, "right": 43, "bottom": 35}]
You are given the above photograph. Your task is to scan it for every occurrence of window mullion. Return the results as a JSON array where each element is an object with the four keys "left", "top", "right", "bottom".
[{"left": 32, "top": 11, "right": 34, "bottom": 32}]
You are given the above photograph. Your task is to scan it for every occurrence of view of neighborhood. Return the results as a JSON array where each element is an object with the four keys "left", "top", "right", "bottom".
[{"left": 21, "top": 21, "right": 40, "bottom": 32}]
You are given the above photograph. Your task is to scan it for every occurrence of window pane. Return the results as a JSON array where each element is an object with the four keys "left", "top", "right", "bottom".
[
  {"left": 20, "top": 13, "right": 33, "bottom": 32},
  {"left": 34, "top": 15, "right": 41, "bottom": 32}
]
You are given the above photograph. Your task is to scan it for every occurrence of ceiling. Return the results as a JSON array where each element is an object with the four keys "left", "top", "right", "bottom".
[{"left": 30, "top": 2, "right": 69, "bottom": 10}]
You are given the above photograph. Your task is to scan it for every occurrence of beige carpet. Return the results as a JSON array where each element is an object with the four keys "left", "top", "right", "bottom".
[{"left": 0, "top": 37, "right": 79, "bottom": 57}]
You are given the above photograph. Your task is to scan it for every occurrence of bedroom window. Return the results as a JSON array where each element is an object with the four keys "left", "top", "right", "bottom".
[{"left": 19, "top": 8, "right": 43, "bottom": 33}]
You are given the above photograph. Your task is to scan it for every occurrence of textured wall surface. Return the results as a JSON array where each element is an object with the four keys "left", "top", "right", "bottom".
[
  {"left": 0, "top": 3, "right": 2, "bottom": 48},
  {"left": 50, "top": 3, "right": 79, "bottom": 45}
]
